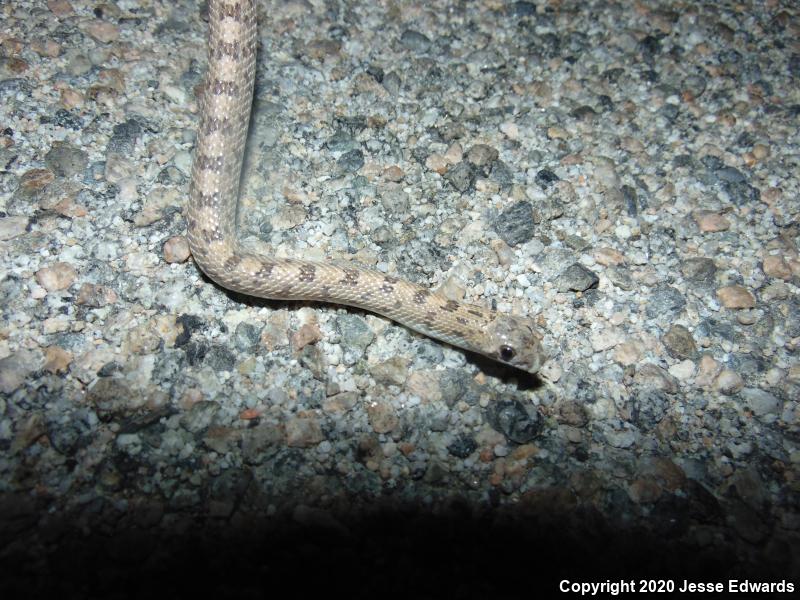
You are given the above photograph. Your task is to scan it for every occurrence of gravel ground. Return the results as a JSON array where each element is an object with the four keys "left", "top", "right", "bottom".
[{"left": 1, "top": 0, "right": 798, "bottom": 595}]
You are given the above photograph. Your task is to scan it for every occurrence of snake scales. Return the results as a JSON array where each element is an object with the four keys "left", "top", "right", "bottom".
[{"left": 187, "top": 0, "right": 545, "bottom": 373}]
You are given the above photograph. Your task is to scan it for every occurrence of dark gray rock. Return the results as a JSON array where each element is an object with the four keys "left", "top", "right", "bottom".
[
  {"left": 382, "top": 71, "right": 401, "bottom": 95},
  {"left": 485, "top": 399, "right": 542, "bottom": 443},
  {"left": 696, "top": 317, "right": 736, "bottom": 343},
  {"left": 400, "top": 29, "right": 431, "bottom": 53},
  {"left": 493, "top": 201, "right": 534, "bottom": 245},
  {"left": 107, "top": 119, "right": 143, "bottom": 155},
  {"left": 47, "top": 411, "right": 93, "bottom": 455},
  {"left": 645, "top": 284, "right": 686, "bottom": 319},
  {"left": 715, "top": 166, "right": 747, "bottom": 184},
  {"left": 298, "top": 345, "right": 326, "bottom": 381},
  {"left": 535, "top": 168, "right": 560, "bottom": 189},
  {"left": 447, "top": 434, "right": 477, "bottom": 458},
  {"left": 439, "top": 369, "right": 478, "bottom": 407},
  {"left": 466, "top": 144, "right": 498, "bottom": 167},
  {"left": 630, "top": 389, "right": 669, "bottom": 430},
  {"left": 443, "top": 161, "right": 475, "bottom": 193},
  {"left": 681, "top": 257, "right": 717, "bottom": 286},
  {"left": 234, "top": 322, "right": 262, "bottom": 353},
  {"left": 509, "top": 1, "right": 536, "bottom": 16},
  {"left": 723, "top": 180, "right": 761, "bottom": 206},
  {"left": 490, "top": 160, "right": 514, "bottom": 186},
  {"left": 337, "top": 149, "right": 364, "bottom": 174},
  {"left": 662, "top": 324, "right": 697, "bottom": 359},
  {"left": 242, "top": 423, "right": 283, "bottom": 465},
  {"left": 205, "top": 345, "right": 236, "bottom": 372},
  {"left": 45, "top": 141, "right": 88, "bottom": 179},
  {"left": 325, "top": 129, "right": 358, "bottom": 152},
  {"left": 557, "top": 263, "right": 599, "bottom": 292},
  {"left": 336, "top": 314, "right": 375, "bottom": 363}
]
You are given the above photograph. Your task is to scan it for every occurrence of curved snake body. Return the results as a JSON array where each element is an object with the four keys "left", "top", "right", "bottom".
[{"left": 188, "top": 0, "right": 545, "bottom": 373}]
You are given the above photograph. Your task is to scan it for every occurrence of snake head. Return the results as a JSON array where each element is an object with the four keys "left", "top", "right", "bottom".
[{"left": 484, "top": 314, "right": 546, "bottom": 374}]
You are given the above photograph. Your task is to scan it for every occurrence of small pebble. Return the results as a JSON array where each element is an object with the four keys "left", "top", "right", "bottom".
[
  {"left": 425, "top": 153, "right": 448, "bottom": 174},
  {"left": 740, "top": 388, "right": 782, "bottom": 419},
  {"left": 443, "top": 142, "right": 463, "bottom": 164},
  {"left": 43, "top": 346, "right": 72, "bottom": 374},
  {"left": 48, "top": 0, "right": 73, "bottom": 17},
  {"left": 0, "top": 216, "right": 28, "bottom": 240},
  {"left": 539, "top": 360, "right": 562, "bottom": 383},
  {"left": 614, "top": 341, "right": 643, "bottom": 366},
  {"left": 499, "top": 121, "right": 519, "bottom": 140},
  {"left": 35, "top": 262, "right": 77, "bottom": 291},
  {"left": 669, "top": 359, "right": 696, "bottom": 380},
  {"left": 76, "top": 283, "right": 118, "bottom": 307},
  {"left": 85, "top": 20, "right": 120, "bottom": 44},
  {"left": 0, "top": 350, "right": 44, "bottom": 394},
  {"left": 695, "top": 355, "right": 723, "bottom": 388},
  {"left": 714, "top": 369, "right": 744, "bottom": 395},
  {"left": 366, "top": 400, "right": 399, "bottom": 434},
  {"left": 369, "top": 356, "right": 410, "bottom": 386},
  {"left": 717, "top": 285, "right": 756, "bottom": 309},
  {"left": 163, "top": 236, "right": 191, "bottom": 263},
  {"left": 405, "top": 371, "right": 443, "bottom": 403},
  {"left": 762, "top": 255, "right": 791, "bottom": 280},
  {"left": 291, "top": 322, "right": 322, "bottom": 350},
  {"left": 383, "top": 165, "right": 404, "bottom": 182},
  {"left": 466, "top": 144, "right": 498, "bottom": 166},
  {"left": 285, "top": 417, "right": 324, "bottom": 448},
  {"left": 593, "top": 247, "right": 625, "bottom": 266},
  {"left": 693, "top": 210, "right": 730, "bottom": 232}
]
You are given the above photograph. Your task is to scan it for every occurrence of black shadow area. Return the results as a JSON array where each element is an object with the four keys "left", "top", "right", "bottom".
[{"left": 0, "top": 496, "right": 781, "bottom": 600}]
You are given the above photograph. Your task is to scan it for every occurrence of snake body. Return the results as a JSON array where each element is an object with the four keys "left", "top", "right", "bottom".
[{"left": 187, "top": 0, "right": 545, "bottom": 373}]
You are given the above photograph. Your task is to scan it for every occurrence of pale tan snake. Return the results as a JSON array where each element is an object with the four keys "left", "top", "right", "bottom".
[{"left": 187, "top": 0, "right": 546, "bottom": 373}]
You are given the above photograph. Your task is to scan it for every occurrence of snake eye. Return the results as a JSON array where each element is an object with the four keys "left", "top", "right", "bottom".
[{"left": 499, "top": 345, "right": 515, "bottom": 361}]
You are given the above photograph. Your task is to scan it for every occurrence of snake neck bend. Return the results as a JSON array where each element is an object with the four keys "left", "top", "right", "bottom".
[{"left": 186, "top": 0, "right": 546, "bottom": 373}]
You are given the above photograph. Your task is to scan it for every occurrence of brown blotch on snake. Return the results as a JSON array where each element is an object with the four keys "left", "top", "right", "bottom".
[
  {"left": 201, "top": 228, "right": 224, "bottom": 244},
  {"left": 219, "top": 2, "right": 245, "bottom": 19},
  {"left": 442, "top": 300, "right": 460, "bottom": 313},
  {"left": 210, "top": 79, "right": 238, "bottom": 96},
  {"left": 187, "top": 1, "right": 546, "bottom": 374},
  {"left": 298, "top": 264, "right": 316, "bottom": 283},
  {"left": 195, "top": 192, "right": 219, "bottom": 208},
  {"left": 413, "top": 290, "right": 430, "bottom": 305},
  {"left": 423, "top": 310, "right": 437, "bottom": 328},
  {"left": 201, "top": 117, "right": 225, "bottom": 134},
  {"left": 196, "top": 154, "right": 225, "bottom": 173},
  {"left": 224, "top": 255, "right": 241, "bottom": 271},
  {"left": 380, "top": 275, "right": 399, "bottom": 294},
  {"left": 339, "top": 269, "right": 360, "bottom": 286},
  {"left": 256, "top": 262, "right": 274, "bottom": 279},
  {"left": 212, "top": 42, "right": 245, "bottom": 59}
]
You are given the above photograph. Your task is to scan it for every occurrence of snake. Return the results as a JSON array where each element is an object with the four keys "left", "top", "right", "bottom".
[{"left": 186, "top": 0, "right": 546, "bottom": 373}]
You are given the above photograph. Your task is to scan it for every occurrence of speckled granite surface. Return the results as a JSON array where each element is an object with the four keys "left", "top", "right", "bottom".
[{"left": 1, "top": 0, "right": 798, "bottom": 595}]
